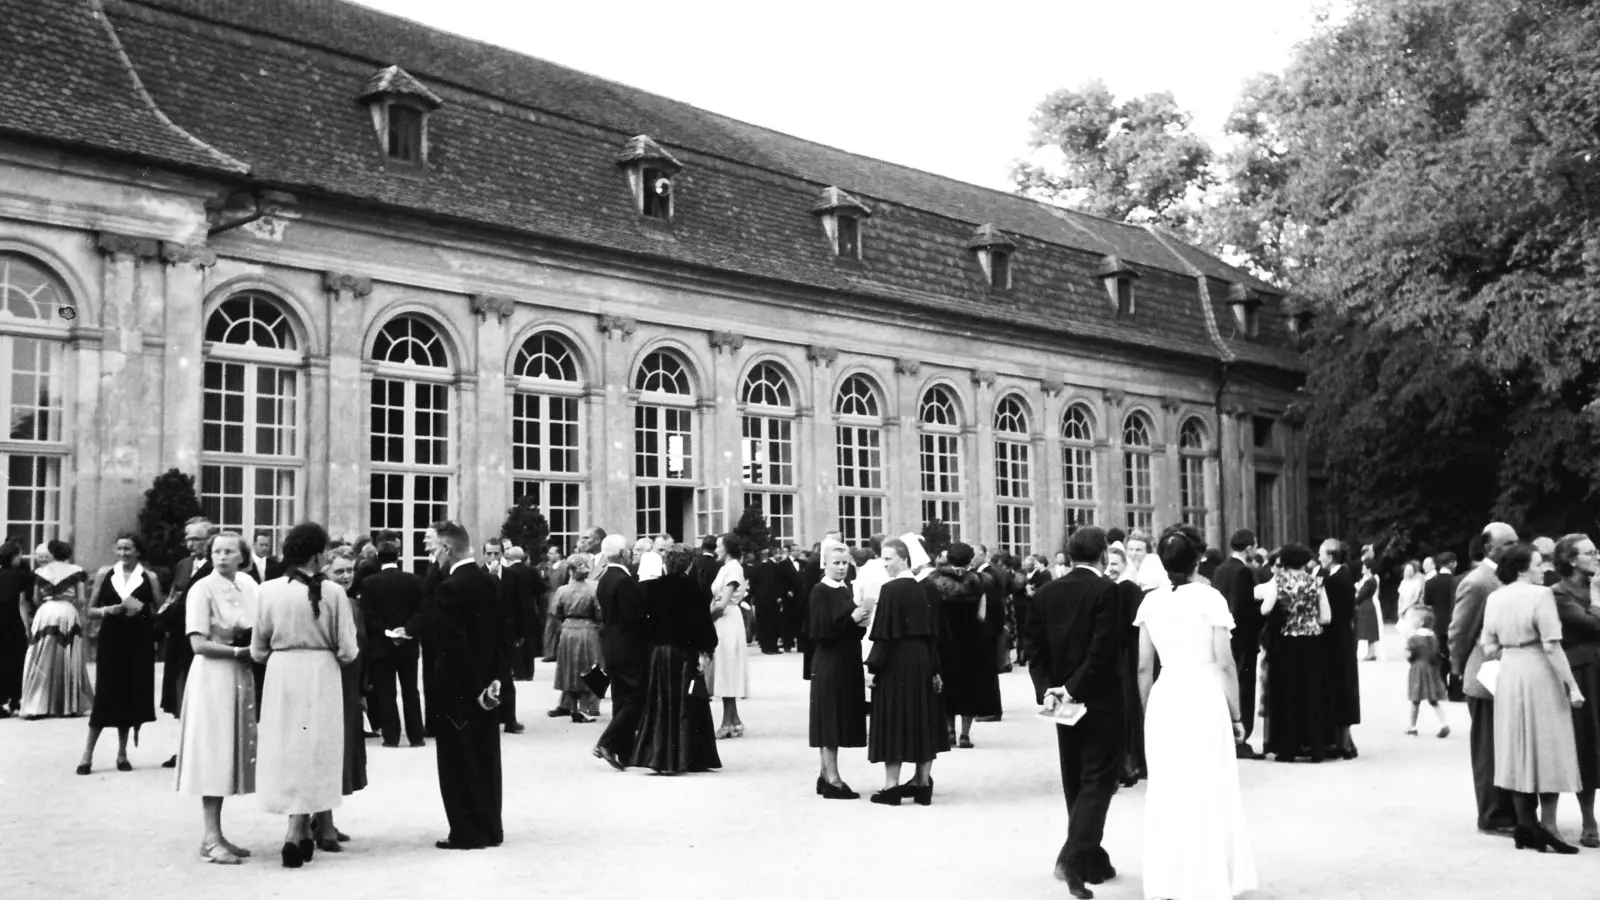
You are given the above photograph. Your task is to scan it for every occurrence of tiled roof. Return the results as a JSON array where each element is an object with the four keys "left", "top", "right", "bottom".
[
  {"left": 0, "top": 0, "right": 243, "bottom": 173},
  {"left": 10, "top": 0, "right": 1300, "bottom": 371}
]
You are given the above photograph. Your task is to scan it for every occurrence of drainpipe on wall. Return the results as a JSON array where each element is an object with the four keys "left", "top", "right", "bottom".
[{"left": 1214, "top": 360, "right": 1230, "bottom": 540}]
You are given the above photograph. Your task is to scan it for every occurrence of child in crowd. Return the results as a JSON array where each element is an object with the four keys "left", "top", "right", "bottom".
[{"left": 1405, "top": 608, "right": 1450, "bottom": 737}]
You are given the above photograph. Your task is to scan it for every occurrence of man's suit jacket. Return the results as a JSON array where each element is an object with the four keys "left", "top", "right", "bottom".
[
  {"left": 1211, "top": 557, "right": 1260, "bottom": 653},
  {"left": 1025, "top": 567, "right": 1126, "bottom": 715},
  {"left": 1449, "top": 560, "right": 1502, "bottom": 699},
  {"left": 773, "top": 558, "right": 799, "bottom": 604},
  {"left": 501, "top": 561, "right": 545, "bottom": 644},
  {"left": 428, "top": 562, "right": 505, "bottom": 729},
  {"left": 1423, "top": 571, "right": 1455, "bottom": 645},
  {"left": 361, "top": 565, "right": 425, "bottom": 660},
  {"left": 975, "top": 563, "right": 1008, "bottom": 638},
  {"left": 596, "top": 564, "right": 648, "bottom": 678},
  {"left": 262, "top": 556, "right": 286, "bottom": 582}
]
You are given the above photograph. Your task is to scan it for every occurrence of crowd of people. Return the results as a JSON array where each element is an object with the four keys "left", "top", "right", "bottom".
[{"left": 8, "top": 505, "right": 1600, "bottom": 894}]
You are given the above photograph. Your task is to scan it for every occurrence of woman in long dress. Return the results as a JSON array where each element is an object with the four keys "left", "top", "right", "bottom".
[
  {"left": 1136, "top": 528, "right": 1257, "bottom": 900},
  {"left": 175, "top": 532, "right": 260, "bottom": 865},
  {"left": 78, "top": 534, "right": 163, "bottom": 773},
  {"left": 19, "top": 541, "right": 93, "bottom": 718},
  {"left": 709, "top": 534, "right": 748, "bottom": 738},
  {"left": 1260, "top": 543, "right": 1334, "bottom": 762},
  {"left": 1480, "top": 542, "right": 1584, "bottom": 854},
  {"left": 1355, "top": 566, "right": 1381, "bottom": 661},
  {"left": 252, "top": 522, "right": 359, "bottom": 868},
  {"left": 550, "top": 554, "right": 602, "bottom": 721},
  {"left": 310, "top": 547, "right": 367, "bottom": 851},
  {"left": 630, "top": 546, "right": 721, "bottom": 774},
  {"left": 867, "top": 536, "right": 946, "bottom": 806},
  {"left": 809, "top": 541, "right": 867, "bottom": 798},
  {"left": 932, "top": 542, "right": 998, "bottom": 748},
  {"left": 1550, "top": 533, "right": 1600, "bottom": 847}
]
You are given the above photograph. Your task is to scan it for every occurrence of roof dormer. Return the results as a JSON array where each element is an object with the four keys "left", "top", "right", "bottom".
[
  {"left": 616, "top": 135, "right": 682, "bottom": 222},
  {"left": 968, "top": 223, "right": 1015, "bottom": 291},
  {"left": 357, "top": 65, "right": 442, "bottom": 173},
  {"left": 1095, "top": 255, "right": 1140, "bottom": 318},
  {"left": 1227, "top": 283, "right": 1263, "bottom": 338},
  {"left": 813, "top": 187, "right": 871, "bottom": 260}
]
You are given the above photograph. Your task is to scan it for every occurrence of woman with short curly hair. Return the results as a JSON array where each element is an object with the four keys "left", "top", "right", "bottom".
[{"left": 78, "top": 533, "right": 164, "bottom": 773}]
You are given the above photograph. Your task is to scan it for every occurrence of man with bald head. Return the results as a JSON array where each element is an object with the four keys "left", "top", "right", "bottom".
[{"left": 1449, "top": 521, "right": 1521, "bottom": 836}]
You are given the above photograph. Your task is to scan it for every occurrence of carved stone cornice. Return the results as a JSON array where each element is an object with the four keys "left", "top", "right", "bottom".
[
  {"left": 894, "top": 358, "right": 921, "bottom": 377},
  {"left": 598, "top": 314, "right": 638, "bottom": 341},
  {"left": 1040, "top": 378, "right": 1065, "bottom": 398},
  {"left": 1101, "top": 387, "right": 1127, "bottom": 408},
  {"left": 159, "top": 241, "right": 217, "bottom": 268},
  {"left": 322, "top": 271, "right": 374, "bottom": 298},
  {"left": 94, "top": 231, "right": 160, "bottom": 260},
  {"left": 1159, "top": 397, "right": 1182, "bottom": 415},
  {"left": 708, "top": 331, "right": 744, "bottom": 354},
  {"left": 694, "top": 399, "right": 719, "bottom": 413},
  {"left": 970, "top": 369, "right": 996, "bottom": 388},
  {"left": 805, "top": 345, "right": 839, "bottom": 367},
  {"left": 469, "top": 293, "right": 515, "bottom": 323}
]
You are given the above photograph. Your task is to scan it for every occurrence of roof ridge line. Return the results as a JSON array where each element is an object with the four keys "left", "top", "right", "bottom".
[
  {"left": 1143, "top": 224, "right": 1235, "bottom": 363},
  {"left": 91, "top": 0, "right": 248, "bottom": 173}
]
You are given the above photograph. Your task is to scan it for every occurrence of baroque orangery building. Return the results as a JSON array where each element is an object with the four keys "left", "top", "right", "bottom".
[{"left": 2, "top": 0, "right": 1314, "bottom": 569}]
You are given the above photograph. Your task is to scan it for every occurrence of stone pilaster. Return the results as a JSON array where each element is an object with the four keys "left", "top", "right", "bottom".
[
  {"left": 804, "top": 345, "right": 839, "bottom": 543},
  {"left": 970, "top": 369, "right": 996, "bottom": 548},
  {"left": 91, "top": 233, "right": 163, "bottom": 553},
  {"left": 1102, "top": 388, "right": 1126, "bottom": 529},
  {"left": 469, "top": 294, "right": 515, "bottom": 543},
  {"left": 321, "top": 270, "right": 372, "bottom": 538},
  {"left": 1039, "top": 379, "right": 1065, "bottom": 554},
  {"left": 595, "top": 314, "right": 638, "bottom": 533},
  {"left": 707, "top": 330, "right": 744, "bottom": 540}
]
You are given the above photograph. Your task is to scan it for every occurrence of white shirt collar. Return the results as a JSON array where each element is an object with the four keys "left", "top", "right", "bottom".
[
  {"left": 821, "top": 576, "right": 845, "bottom": 588},
  {"left": 889, "top": 569, "right": 916, "bottom": 581},
  {"left": 450, "top": 557, "right": 477, "bottom": 574},
  {"left": 1072, "top": 563, "right": 1100, "bottom": 574},
  {"left": 381, "top": 563, "right": 398, "bottom": 570}
]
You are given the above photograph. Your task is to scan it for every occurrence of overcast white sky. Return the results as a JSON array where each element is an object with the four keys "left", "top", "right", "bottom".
[{"left": 352, "top": 0, "right": 1341, "bottom": 191}]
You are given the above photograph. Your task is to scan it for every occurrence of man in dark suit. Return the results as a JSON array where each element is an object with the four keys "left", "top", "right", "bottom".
[
  {"left": 594, "top": 535, "right": 647, "bottom": 769},
  {"left": 476, "top": 538, "right": 524, "bottom": 735},
  {"left": 503, "top": 546, "right": 545, "bottom": 681},
  {"left": 1212, "top": 528, "right": 1263, "bottom": 759},
  {"left": 363, "top": 538, "right": 427, "bottom": 748},
  {"left": 426, "top": 521, "right": 505, "bottom": 850},
  {"left": 252, "top": 530, "right": 284, "bottom": 581},
  {"left": 1449, "top": 522, "right": 1520, "bottom": 837},
  {"left": 1424, "top": 552, "right": 1459, "bottom": 698},
  {"left": 157, "top": 517, "right": 217, "bottom": 767},
  {"left": 750, "top": 549, "right": 782, "bottom": 654},
  {"left": 1025, "top": 526, "right": 1124, "bottom": 900}
]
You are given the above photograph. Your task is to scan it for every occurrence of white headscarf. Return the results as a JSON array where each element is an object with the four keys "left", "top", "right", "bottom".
[{"left": 899, "top": 533, "right": 931, "bottom": 570}]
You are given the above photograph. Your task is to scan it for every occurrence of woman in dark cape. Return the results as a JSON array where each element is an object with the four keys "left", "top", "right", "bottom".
[
  {"left": 630, "top": 548, "right": 721, "bottom": 775},
  {"left": 808, "top": 542, "right": 866, "bottom": 799},
  {"left": 866, "top": 537, "right": 947, "bottom": 806},
  {"left": 931, "top": 542, "right": 999, "bottom": 748}
]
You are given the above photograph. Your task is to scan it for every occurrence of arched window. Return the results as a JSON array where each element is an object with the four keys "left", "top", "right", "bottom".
[
  {"left": 201, "top": 291, "right": 303, "bottom": 546},
  {"left": 1179, "top": 417, "right": 1209, "bottom": 532},
  {"left": 511, "top": 331, "right": 584, "bottom": 555},
  {"left": 0, "top": 254, "right": 71, "bottom": 546},
  {"left": 1061, "top": 404, "right": 1098, "bottom": 533},
  {"left": 1122, "top": 411, "right": 1155, "bottom": 532},
  {"left": 634, "top": 350, "right": 696, "bottom": 540},
  {"left": 740, "top": 362, "right": 797, "bottom": 545},
  {"left": 369, "top": 315, "right": 453, "bottom": 571},
  {"left": 917, "top": 385, "right": 963, "bottom": 542},
  {"left": 834, "top": 374, "right": 885, "bottom": 546},
  {"left": 993, "top": 394, "right": 1033, "bottom": 556}
]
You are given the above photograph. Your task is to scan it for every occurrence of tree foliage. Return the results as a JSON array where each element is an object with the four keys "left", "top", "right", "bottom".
[
  {"left": 500, "top": 493, "right": 550, "bottom": 556},
  {"left": 732, "top": 504, "right": 771, "bottom": 556},
  {"left": 138, "top": 468, "right": 203, "bottom": 569},
  {"left": 1012, "top": 80, "right": 1213, "bottom": 234},
  {"left": 920, "top": 519, "right": 952, "bottom": 560}
]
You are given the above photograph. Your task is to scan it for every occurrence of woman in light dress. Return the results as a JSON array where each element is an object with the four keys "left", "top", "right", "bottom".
[
  {"left": 1135, "top": 527, "right": 1256, "bottom": 900},
  {"left": 253, "top": 522, "right": 359, "bottom": 868},
  {"left": 1395, "top": 561, "right": 1427, "bottom": 640},
  {"left": 176, "top": 532, "right": 260, "bottom": 865},
  {"left": 709, "top": 533, "right": 748, "bottom": 738},
  {"left": 550, "top": 554, "right": 603, "bottom": 721},
  {"left": 309, "top": 547, "right": 366, "bottom": 851},
  {"left": 18, "top": 540, "right": 93, "bottom": 718}
]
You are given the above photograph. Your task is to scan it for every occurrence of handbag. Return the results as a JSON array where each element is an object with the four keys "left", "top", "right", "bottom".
[
  {"left": 581, "top": 664, "right": 611, "bottom": 699},
  {"left": 688, "top": 669, "right": 710, "bottom": 701}
]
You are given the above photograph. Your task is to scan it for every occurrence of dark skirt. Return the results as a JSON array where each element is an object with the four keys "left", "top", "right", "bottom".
[
  {"left": 1120, "top": 635, "right": 1146, "bottom": 777},
  {"left": 868, "top": 637, "right": 949, "bottom": 765},
  {"left": 1324, "top": 625, "right": 1361, "bottom": 726},
  {"left": 1572, "top": 660, "right": 1600, "bottom": 792},
  {"left": 88, "top": 615, "right": 156, "bottom": 730},
  {"left": 810, "top": 638, "right": 866, "bottom": 748},
  {"left": 1264, "top": 634, "right": 1336, "bottom": 757},
  {"left": 1355, "top": 600, "right": 1381, "bottom": 643},
  {"left": 630, "top": 644, "right": 721, "bottom": 773},
  {"left": 0, "top": 600, "right": 24, "bottom": 704},
  {"left": 160, "top": 628, "right": 192, "bottom": 718},
  {"left": 939, "top": 610, "right": 1001, "bottom": 717},
  {"left": 340, "top": 660, "right": 368, "bottom": 795}
]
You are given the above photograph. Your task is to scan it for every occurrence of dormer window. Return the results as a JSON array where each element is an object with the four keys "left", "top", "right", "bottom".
[
  {"left": 1095, "top": 255, "right": 1140, "bottom": 318},
  {"left": 357, "top": 65, "right": 442, "bottom": 172},
  {"left": 1227, "top": 284, "right": 1262, "bottom": 338},
  {"left": 813, "top": 186, "right": 871, "bottom": 260},
  {"left": 968, "top": 224, "right": 1016, "bottom": 291},
  {"left": 1287, "top": 305, "right": 1315, "bottom": 343},
  {"left": 616, "top": 135, "right": 682, "bottom": 222}
]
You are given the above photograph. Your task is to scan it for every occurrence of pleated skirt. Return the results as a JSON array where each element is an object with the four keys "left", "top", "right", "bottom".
[
  {"left": 554, "top": 619, "right": 602, "bottom": 693},
  {"left": 1495, "top": 647, "right": 1580, "bottom": 793},
  {"left": 810, "top": 639, "right": 866, "bottom": 748},
  {"left": 257, "top": 650, "right": 345, "bottom": 814},
  {"left": 630, "top": 644, "right": 721, "bottom": 773},
  {"left": 19, "top": 601, "right": 93, "bottom": 718},
  {"left": 868, "top": 638, "right": 949, "bottom": 765}
]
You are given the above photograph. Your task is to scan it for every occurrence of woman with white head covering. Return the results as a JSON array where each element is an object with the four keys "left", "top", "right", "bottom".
[{"left": 865, "top": 536, "right": 947, "bottom": 805}]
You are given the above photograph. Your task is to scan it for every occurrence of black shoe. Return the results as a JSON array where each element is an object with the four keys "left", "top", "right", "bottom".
[
  {"left": 547, "top": 708, "right": 572, "bottom": 718},
  {"left": 161, "top": 755, "right": 177, "bottom": 768},
  {"left": 315, "top": 838, "right": 342, "bottom": 854},
  {"left": 593, "top": 746, "right": 625, "bottom": 771},
  {"left": 1235, "top": 744, "right": 1263, "bottom": 760},
  {"left": 505, "top": 722, "right": 525, "bottom": 734},
  {"left": 571, "top": 712, "right": 595, "bottom": 723},
  {"left": 816, "top": 776, "right": 826, "bottom": 796},
  {"left": 869, "top": 787, "right": 902, "bottom": 806},
  {"left": 434, "top": 839, "right": 486, "bottom": 850},
  {"left": 1053, "top": 860, "right": 1093, "bottom": 899},
  {"left": 382, "top": 741, "right": 400, "bottom": 748},
  {"left": 912, "top": 779, "right": 933, "bottom": 806},
  {"left": 297, "top": 838, "right": 314, "bottom": 862},
  {"left": 1538, "top": 825, "right": 1579, "bottom": 854},
  {"left": 75, "top": 763, "right": 90, "bottom": 775},
  {"left": 281, "top": 842, "right": 302, "bottom": 869},
  {"left": 116, "top": 759, "right": 132, "bottom": 772},
  {"left": 820, "top": 780, "right": 859, "bottom": 800},
  {"left": 958, "top": 735, "right": 974, "bottom": 749}
]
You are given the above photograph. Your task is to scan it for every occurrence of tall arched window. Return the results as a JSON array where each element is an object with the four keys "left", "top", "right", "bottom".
[
  {"left": 511, "top": 331, "right": 584, "bottom": 555},
  {"left": 741, "top": 362, "right": 796, "bottom": 545},
  {"left": 1061, "top": 404, "right": 1098, "bottom": 532},
  {"left": 918, "top": 385, "right": 963, "bottom": 542},
  {"left": 634, "top": 350, "right": 696, "bottom": 540},
  {"left": 834, "top": 374, "right": 884, "bottom": 546},
  {"left": 1179, "top": 417, "right": 1209, "bottom": 532},
  {"left": 201, "top": 291, "right": 303, "bottom": 546},
  {"left": 1122, "top": 411, "right": 1155, "bottom": 532},
  {"left": 369, "top": 315, "right": 453, "bottom": 571},
  {"left": 993, "top": 394, "right": 1033, "bottom": 556},
  {"left": 0, "top": 254, "right": 71, "bottom": 546}
]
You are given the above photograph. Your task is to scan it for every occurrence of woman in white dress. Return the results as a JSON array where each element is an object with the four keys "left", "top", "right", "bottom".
[
  {"left": 1135, "top": 527, "right": 1257, "bottom": 900},
  {"left": 709, "top": 534, "right": 748, "bottom": 738}
]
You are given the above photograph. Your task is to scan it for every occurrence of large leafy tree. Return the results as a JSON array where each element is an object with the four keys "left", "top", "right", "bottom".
[
  {"left": 1012, "top": 80, "right": 1214, "bottom": 234},
  {"left": 1230, "top": 0, "right": 1600, "bottom": 547}
]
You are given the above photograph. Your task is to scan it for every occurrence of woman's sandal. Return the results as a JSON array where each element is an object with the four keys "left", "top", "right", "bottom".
[{"left": 201, "top": 842, "right": 244, "bottom": 865}]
